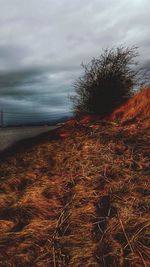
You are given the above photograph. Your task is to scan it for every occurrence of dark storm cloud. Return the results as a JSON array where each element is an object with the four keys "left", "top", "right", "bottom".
[
  {"left": 0, "top": 0, "right": 149, "bottom": 123},
  {"left": 0, "top": 66, "right": 77, "bottom": 124}
]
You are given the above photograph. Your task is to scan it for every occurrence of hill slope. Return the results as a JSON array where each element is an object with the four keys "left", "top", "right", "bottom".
[
  {"left": 109, "top": 88, "right": 150, "bottom": 126},
  {"left": 0, "top": 90, "right": 149, "bottom": 267}
]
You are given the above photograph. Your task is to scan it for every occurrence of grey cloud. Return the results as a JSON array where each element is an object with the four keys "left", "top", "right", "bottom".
[
  {"left": 0, "top": 66, "right": 74, "bottom": 125},
  {"left": 0, "top": 0, "right": 149, "bottom": 124},
  {"left": 0, "top": 44, "right": 29, "bottom": 70}
]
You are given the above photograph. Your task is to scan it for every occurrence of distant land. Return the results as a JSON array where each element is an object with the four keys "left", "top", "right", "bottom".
[{"left": 0, "top": 115, "right": 72, "bottom": 128}]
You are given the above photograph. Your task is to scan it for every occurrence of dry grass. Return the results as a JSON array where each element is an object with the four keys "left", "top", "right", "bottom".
[
  {"left": 109, "top": 88, "right": 150, "bottom": 127},
  {"left": 0, "top": 90, "right": 150, "bottom": 266}
]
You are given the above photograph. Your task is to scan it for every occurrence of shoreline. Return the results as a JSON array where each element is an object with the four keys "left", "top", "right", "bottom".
[
  {"left": 0, "top": 125, "right": 60, "bottom": 154},
  {"left": 0, "top": 126, "right": 60, "bottom": 161}
]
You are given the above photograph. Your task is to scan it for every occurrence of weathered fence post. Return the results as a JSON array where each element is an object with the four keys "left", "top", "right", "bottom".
[{"left": 1, "top": 111, "right": 4, "bottom": 127}]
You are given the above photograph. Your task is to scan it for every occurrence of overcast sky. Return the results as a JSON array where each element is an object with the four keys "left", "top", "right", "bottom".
[{"left": 0, "top": 0, "right": 149, "bottom": 124}]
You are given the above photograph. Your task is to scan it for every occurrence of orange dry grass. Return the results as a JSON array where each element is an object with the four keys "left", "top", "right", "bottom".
[
  {"left": 109, "top": 88, "right": 150, "bottom": 126},
  {"left": 0, "top": 90, "right": 149, "bottom": 266}
]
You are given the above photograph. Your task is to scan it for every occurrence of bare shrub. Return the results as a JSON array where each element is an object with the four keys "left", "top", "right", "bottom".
[{"left": 72, "top": 46, "right": 143, "bottom": 116}]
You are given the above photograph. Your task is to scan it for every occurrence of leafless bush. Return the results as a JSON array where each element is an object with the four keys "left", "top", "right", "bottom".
[{"left": 72, "top": 46, "right": 144, "bottom": 116}]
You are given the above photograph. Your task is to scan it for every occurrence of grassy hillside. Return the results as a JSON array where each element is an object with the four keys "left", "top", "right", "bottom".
[
  {"left": 0, "top": 89, "right": 149, "bottom": 267},
  {"left": 109, "top": 88, "right": 150, "bottom": 126}
]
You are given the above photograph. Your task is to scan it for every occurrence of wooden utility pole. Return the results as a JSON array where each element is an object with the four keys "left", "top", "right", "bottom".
[{"left": 1, "top": 111, "right": 4, "bottom": 127}]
